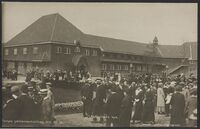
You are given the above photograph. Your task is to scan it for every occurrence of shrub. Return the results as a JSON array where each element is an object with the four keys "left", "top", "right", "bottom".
[{"left": 55, "top": 101, "right": 83, "bottom": 114}]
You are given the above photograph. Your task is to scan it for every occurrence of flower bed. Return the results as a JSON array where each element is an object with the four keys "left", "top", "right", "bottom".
[{"left": 55, "top": 101, "right": 83, "bottom": 114}]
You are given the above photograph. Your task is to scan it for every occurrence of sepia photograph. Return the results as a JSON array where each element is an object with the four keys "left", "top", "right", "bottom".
[{"left": 2, "top": 2, "right": 198, "bottom": 127}]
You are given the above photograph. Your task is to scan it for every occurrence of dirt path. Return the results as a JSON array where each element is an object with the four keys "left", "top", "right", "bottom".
[{"left": 54, "top": 113, "right": 170, "bottom": 127}]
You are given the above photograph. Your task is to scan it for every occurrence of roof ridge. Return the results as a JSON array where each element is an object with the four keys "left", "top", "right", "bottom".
[
  {"left": 50, "top": 13, "right": 58, "bottom": 41},
  {"left": 57, "top": 13, "right": 83, "bottom": 34},
  {"left": 156, "top": 46, "right": 163, "bottom": 57},
  {"left": 84, "top": 33, "right": 148, "bottom": 45}
]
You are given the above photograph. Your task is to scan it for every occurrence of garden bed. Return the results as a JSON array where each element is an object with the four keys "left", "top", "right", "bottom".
[{"left": 55, "top": 101, "right": 83, "bottom": 115}]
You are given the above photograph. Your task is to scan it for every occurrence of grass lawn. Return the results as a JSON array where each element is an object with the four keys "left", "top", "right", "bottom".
[{"left": 51, "top": 87, "right": 81, "bottom": 104}]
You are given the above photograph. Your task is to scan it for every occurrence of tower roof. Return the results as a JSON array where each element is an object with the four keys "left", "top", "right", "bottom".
[{"left": 153, "top": 36, "right": 158, "bottom": 43}]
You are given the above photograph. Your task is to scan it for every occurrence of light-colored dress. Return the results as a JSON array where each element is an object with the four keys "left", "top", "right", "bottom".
[{"left": 157, "top": 87, "right": 165, "bottom": 107}]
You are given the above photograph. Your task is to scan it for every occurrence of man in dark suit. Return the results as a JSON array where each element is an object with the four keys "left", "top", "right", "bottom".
[
  {"left": 92, "top": 79, "right": 106, "bottom": 123},
  {"left": 105, "top": 86, "right": 122, "bottom": 127},
  {"left": 3, "top": 86, "right": 21, "bottom": 121},
  {"left": 170, "top": 85, "right": 186, "bottom": 126},
  {"left": 81, "top": 79, "right": 93, "bottom": 117},
  {"left": 119, "top": 88, "right": 133, "bottom": 127},
  {"left": 17, "top": 84, "right": 38, "bottom": 121}
]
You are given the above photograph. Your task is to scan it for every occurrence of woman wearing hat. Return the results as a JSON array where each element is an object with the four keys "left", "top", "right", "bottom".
[
  {"left": 40, "top": 87, "right": 55, "bottom": 125},
  {"left": 132, "top": 84, "right": 144, "bottom": 124},
  {"left": 157, "top": 83, "right": 165, "bottom": 114},
  {"left": 170, "top": 85, "right": 186, "bottom": 126},
  {"left": 142, "top": 85, "right": 155, "bottom": 124}
]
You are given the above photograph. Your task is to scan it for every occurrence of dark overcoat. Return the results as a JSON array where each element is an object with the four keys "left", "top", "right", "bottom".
[
  {"left": 93, "top": 84, "right": 106, "bottom": 116},
  {"left": 3, "top": 97, "right": 21, "bottom": 121},
  {"left": 105, "top": 92, "right": 121, "bottom": 117},
  {"left": 119, "top": 95, "right": 133, "bottom": 127},
  {"left": 132, "top": 90, "right": 144, "bottom": 121},
  {"left": 17, "top": 94, "right": 38, "bottom": 121},
  {"left": 142, "top": 89, "right": 155, "bottom": 122},
  {"left": 170, "top": 92, "right": 185, "bottom": 126}
]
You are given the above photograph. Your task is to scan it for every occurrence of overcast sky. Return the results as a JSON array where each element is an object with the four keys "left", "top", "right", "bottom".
[{"left": 2, "top": 2, "right": 197, "bottom": 45}]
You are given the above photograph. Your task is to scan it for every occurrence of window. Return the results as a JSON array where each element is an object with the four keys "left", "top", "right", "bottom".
[
  {"left": 102, "top": 64, "right": 107, "bottom": 70},
  {"left": 148, "top": 65, "right": 152, "bottom": 72},
  {"left": 74, "top": 46, "right": 80, "bottom": 52},
  {"left": 85, "top": 49, "right": 90, "bottom": 56},
  {"left": 116, "top": 64, "right": 121, "bottom": 70},
  {"left": 124, "top": 65, "right": 129, "bottom": 70},
  {"left": 190, "top": 60, "right": 195, "bottom": 64},
  {"left": 64, "top": 47, "right": 71, "bottom": 54},
  {"left": 56, "top": 47, "right": 62, "bottom": 53},
  {"left": 14, "top": 48, "right": 18, "bottom": 55},
  {"left": 33, "top": 47, "right": 38, "bottom": 54},
  {"left": 132, "top": 65, "right": 135, "bottom": 71},
  {"left": 109, "top": 54, "right": 113, "bottom": 58},
  {"left": 92, "top": 50, "right": 97, "bottom": 56},
  {"left": 136, "top": 65, "right": 142, "bottom": 71},
  {"left": 142, "top": 65, "right": 147, "bottom": 72},
  {"left": 23, "top": 48, "right": 28, "bottom": 55},
  {"left": 117, "top": 54, "right": 121, "bottom": 59},
  {"left": 110, "top": 64, "right": 114, "bottom": 70},
  {"left": 5, "top": 49, "right": 9, "bottom": 55}
]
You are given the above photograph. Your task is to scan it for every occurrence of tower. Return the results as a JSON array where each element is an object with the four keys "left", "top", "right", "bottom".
[{"left": 153, "top": 36, "right": 158, "bottom": 46}]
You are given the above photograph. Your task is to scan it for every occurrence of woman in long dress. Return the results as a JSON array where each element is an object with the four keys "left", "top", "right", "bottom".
[
  {"left": 132, "top": 85, "right": 144, "bottom": 124},
  {"left": 157, "top": 83, "right": 165, "bottom": 114},
  {"left": 170, "top": 86, "right": 185, "bottom": 126},
  {"left": 142, "top": 85, "right": 155, "bottom": 124}
]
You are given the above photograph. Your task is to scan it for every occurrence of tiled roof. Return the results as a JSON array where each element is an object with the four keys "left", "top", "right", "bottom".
[
  {"left": 5, "top": 14, "right": 57, "bottom": 46},
  {"left": 4, "top": 13, "right": 197, "bottom": 59},
  {"left": 157, "top": 45, "right": 185, "bottom": 58},
  {"left": 80, "top": 34, "right": 153, "bottom": 56},
  {"left": 5, "top": 13, "right": 83, "bottom": 46},
  {"left": 4, "top": 13, "right": 154, "bottom": 56}
]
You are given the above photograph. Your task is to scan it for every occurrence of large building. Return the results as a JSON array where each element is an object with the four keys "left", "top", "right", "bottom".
[{"left": 3, "top": 13, "right": 197, "bottom": 77}]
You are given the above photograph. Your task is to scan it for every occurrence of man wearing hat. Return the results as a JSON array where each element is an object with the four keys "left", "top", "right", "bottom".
[
  {"left": 119, "top": 87, "right": 133, "bottom": 127},
  {"left": 17, "top": 84, "right": 37, "bottom": 121},
  {"left": 39, "top": 88, "right": 54, "bottom": 125},
  {"left": 92, "top": 79, "right": 106, "bottom": 123},
  {"left": 181, "top": 82, "right": 190, "bottom": 118},
  {"left": 105, "top": 86, "right": 122, "bottom": 127},
  {"left": 81, "top": 79, "right": 93, "bottom": 117},
  {"left": 45, "top": 82, "right": 55, "bottom": 124},
  {"left": 3, "top": 86, "right": 21, "bottom": 121}
]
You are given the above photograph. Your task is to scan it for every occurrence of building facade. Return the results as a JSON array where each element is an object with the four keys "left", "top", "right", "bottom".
[{"left": 3, "top": 13, "right": 197, "bottom": 77}]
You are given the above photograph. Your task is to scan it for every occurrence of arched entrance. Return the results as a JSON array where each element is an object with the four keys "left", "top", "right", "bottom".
[{"left": 72, "top": 55, "right": 89, "bottom": 75}]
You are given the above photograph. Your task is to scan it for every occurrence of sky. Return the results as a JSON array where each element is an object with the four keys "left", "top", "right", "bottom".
[{"left": 2, "top": 2, "right": 197, "bottom": 45}]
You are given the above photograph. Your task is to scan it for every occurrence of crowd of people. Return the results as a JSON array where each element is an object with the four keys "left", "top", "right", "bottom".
[
  {"left": 3, "top": 79, "right": 55, "bottom": 126},
  {"left": 2, "top": 68, "right": 197, "bottom": 127},
  {"left": 3, "top": 68, "right": 92, "bottom": 83},
  {"left": 80, "top": 73, "right": 197, "bottom": 127},
  {"left": 3, "top": 69, "right": 18, "bottom": 80}
]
